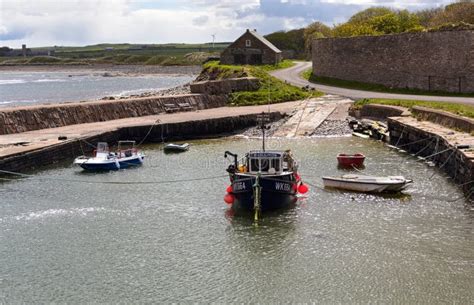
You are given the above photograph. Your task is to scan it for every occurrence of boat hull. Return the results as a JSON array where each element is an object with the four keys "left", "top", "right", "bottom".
[
  {"left": 118, "top": 155, "right": 144, "bottom": 168},
  {"left": 80, "top": 160, "right": 120, "bottom": 171},
  {"left": 164, "top": 143, "right": 189, "bottom": 153},
  {"left": 76, "top": 154, "right": 144, "bottom": 171},
  {"left": 230, "top": 173, "right": 297, "bottom": 212},
  {"left": 322, "top": 176, "right": 411, "bottom": 193},
  {"left": 337, "top": 154, "right": 365, "bottom": 167}
]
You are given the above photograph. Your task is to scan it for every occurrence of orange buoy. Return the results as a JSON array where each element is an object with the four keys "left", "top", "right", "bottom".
[
  {"left": 298, "top": 184, "right": 308, "bottom": 194},
  {"left": 224, "top": 193, "right": 234, "bottom": 204}
]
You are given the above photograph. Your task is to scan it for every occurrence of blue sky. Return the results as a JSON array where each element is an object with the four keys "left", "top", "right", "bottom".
[{"left": 0, "top": 0, "right": 453, "bottom": 48}]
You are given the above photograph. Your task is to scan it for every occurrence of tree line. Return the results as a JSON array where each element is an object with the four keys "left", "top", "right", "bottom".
[{"left": 264, "top": 1, "right": 474, "bottom": 59}]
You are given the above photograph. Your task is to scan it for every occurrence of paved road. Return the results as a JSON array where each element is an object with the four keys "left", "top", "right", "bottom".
[{"left": 270, "top": 61, "right": 474, "bottom": 105}]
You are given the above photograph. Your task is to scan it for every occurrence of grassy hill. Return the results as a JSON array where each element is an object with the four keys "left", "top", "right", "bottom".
[{"left": 0, "top": 43, "right": 231, "bottom": 66}]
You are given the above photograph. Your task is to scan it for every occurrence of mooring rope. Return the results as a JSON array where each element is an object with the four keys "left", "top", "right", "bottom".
[
  {"left": 137, "top": 119, "right": 161, "bottom": 146},
  {"left": 0, "top": 169, "right": 227, "bottom": 185},
  {"left": 429, "top": 148, "right": 457, "bottom": 179},
  {"left": 396, "top": 135, "right": 435, "bottom": 148}
]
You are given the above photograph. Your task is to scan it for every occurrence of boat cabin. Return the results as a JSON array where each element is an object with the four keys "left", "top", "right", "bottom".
[{"left": 245, "top": 150, "right": 296, "bottom": 174}]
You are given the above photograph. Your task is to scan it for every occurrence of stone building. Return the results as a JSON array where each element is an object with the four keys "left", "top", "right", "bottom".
[{"left": 220, "top": 29, "right": 282, "bottom": 65}]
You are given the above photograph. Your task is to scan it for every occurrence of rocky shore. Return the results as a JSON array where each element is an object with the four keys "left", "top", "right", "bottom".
[
  {"left": 311, "top": 119, "right": 353, "bottom": 137},
  {"left": 102, "top": 83, "right": 192, "bottom": 100},
  {"left": 0, "top": 64, "right": 202, "bottom": 75}
]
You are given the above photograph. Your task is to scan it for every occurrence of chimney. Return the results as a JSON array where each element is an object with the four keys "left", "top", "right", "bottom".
[
  {"left": 246, "top": 29, "right": 249, "bottom": 32},
  {"left": 253, "top": 29, "right": 257, "bottom": 32}
]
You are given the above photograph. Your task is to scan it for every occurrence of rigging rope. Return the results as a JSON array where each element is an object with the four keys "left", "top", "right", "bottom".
[{"left": 0, "top": 169, "right": 227, "bottom": 185}]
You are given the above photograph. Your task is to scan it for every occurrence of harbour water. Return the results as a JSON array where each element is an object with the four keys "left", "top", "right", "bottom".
[
  {"left": 0, "top": 70, "right": 194, "bottom": 107},
  {"left": 0, "top": 137, "right": 472, "bottom": 303}
]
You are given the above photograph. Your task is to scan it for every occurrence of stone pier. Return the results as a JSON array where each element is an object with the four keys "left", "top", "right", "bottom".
[{"left": 388, "top": 116, "right": 474, "bottom": 199}]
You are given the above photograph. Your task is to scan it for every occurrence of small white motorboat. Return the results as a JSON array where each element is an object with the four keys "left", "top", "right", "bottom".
[
  {"left": 163, "top": 143, "right": 190, "bottom": 153},
  {"left": 74, "top": 141, "right": 144, "bottom": 171},
  {"left": 322, "top": 174, "right": 412, "bottom": 193}
]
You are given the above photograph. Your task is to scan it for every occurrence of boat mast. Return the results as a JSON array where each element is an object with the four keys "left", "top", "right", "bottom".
[{"left": 257, "top": 112, "right": 270, "bottom": 151}]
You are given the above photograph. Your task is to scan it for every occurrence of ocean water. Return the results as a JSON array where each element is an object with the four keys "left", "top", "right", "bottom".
[
  {"left": 1, "top": 137, "right": 473, "bottom": 303},
  {"left": 0, "top": 70, "right": 194, "bottom": 107}
]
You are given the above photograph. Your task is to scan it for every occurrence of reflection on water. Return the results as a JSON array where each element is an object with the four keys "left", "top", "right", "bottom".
[{"left": 0, "top": 137, "right": 473, "bottom": 303}]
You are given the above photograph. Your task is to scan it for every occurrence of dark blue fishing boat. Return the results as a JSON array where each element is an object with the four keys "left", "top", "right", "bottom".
[{"left": 224, "top": 113, "right": 307, "bottom": 219}]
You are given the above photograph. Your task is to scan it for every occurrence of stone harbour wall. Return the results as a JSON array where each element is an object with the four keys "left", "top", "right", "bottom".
[
  {"left": 388, "top": 118, "right": 474, "bottom": 199},
  {"left": 350, "top": 104, "right": 410, "bottom": 120},
  {"left": 190, "top": 77, "right": 260, "bottom": 95},
  {"left": 0, "top": 112, "right": 284, "bottom": 173},
  {"left": 411, "top": 106, "right": 474, "bottom": 133},
  {"left": 0, "top": 94, "right": 227, "bottom": 135},
  {"left": 312, "top": 30, "right": 474, "bottom": 93}
]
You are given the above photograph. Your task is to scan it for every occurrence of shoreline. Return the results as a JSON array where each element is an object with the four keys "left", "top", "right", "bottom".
[{"left": 0, "top": 64, "right": 202, "bottom": 75}]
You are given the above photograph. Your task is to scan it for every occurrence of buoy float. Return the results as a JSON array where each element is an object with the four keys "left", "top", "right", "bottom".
[
  {"left": 298, "top": 184, "right": 309, "bottom": 194},
  {"left": 226, "top": 185, "right": 233, "bottom": 193},
  {"left": 294, "top": 173, "right": 300, "bottom": 181},
  {"left": 224, "top": 193, "right": 234, "bottom": 204}
]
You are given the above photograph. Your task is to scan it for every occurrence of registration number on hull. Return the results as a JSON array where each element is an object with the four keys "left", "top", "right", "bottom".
[{"left": 275, "top": 182, "right": 291, "bottom": 192}]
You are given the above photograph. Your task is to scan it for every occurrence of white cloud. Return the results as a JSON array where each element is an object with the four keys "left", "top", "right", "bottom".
[{"left": 0, "top": 0, "right": 454, "bottom": 47}]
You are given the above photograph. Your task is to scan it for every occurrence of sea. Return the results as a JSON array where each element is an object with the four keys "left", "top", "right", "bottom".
[
  {"left": 0, "top": 70, "right": 195, "bottom": 107},
  {"left": 1, "top": 137, "right": 473, "bottom": 303}
]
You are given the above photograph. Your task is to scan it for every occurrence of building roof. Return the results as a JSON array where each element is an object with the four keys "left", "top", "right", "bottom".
[{"left": 246, "top": 29, "right": 282, "bottom": 53}]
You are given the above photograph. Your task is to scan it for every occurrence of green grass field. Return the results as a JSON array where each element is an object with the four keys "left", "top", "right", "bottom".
[{"left": 202, "top": 61, "right": 322, "bottom": 106}]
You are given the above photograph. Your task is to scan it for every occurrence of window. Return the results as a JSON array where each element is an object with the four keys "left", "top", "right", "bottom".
[{"left": 245, "top": 39, "right": 251, "bottom": 47}]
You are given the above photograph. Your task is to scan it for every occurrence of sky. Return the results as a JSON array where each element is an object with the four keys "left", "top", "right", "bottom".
[{"left": 0, "top": 0, "right": 454, "bottom": 48}]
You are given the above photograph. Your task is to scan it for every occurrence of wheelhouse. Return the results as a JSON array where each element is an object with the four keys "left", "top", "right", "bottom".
[
  {"left": 248, "top": 151, "right": 282, "bottom": 174},
  {"left": 245, "top": 150, "right": 296, "bottom": 174}
]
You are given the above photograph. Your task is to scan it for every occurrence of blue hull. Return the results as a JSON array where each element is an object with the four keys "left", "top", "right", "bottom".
[
  {"left": 80, "top": 156, "right": 144, "bottom": 171},
  {"left": 80, "top": 161, "right": 120, "bottom": 171},
  {"left": 230, "top": 173, "right": 297, "bottom": 212},
  {"left": 118, "top": 156, "right": 144, "bottom": 168}
]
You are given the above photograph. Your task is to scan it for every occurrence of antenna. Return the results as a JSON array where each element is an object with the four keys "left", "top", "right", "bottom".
[{"left": 257, "top": 112, "right": 271, "bottom": 151}]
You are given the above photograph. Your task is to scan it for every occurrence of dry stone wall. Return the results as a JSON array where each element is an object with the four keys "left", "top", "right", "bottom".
[
  {"left": 312, "top": 30, "right": 474, "bottom": 93},
  {"left": 0, "top": 94, "right": 227, "bottom": 135}
]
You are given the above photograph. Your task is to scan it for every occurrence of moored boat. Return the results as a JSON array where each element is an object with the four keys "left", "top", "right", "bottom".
[
  {"left": 73, "top": 141, "right": 144, "bottom": 171},
  {"left": 164, "top": 143, "right": 190, "bottom": 153},
  {"left": 224, "top": 113, "right": 308, "bottom": 217},
  {"left": 322, "top": 174, "right": 412, "bottom": 193},
  {"left": 337, "top": 153, "right": 365, "bottom": 167}
]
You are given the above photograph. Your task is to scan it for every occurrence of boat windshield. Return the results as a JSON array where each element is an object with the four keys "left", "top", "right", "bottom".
[
  {"left": 96, "top": 142, "right": 109, "bottom": 153},
  {"left": 248, "top": 151, "right": 283, "bottom": 174}
]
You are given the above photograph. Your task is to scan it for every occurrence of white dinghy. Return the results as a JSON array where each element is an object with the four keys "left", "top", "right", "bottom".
[
  {"left": 322, "top": 174, "right": 412, "bottom": 193},
  {"left": 163, "top": 143, "right": 190, "bottom": 153}
]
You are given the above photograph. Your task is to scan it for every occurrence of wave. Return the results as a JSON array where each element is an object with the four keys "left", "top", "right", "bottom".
[
  {"left": 115, "top": 87, "right": 163, "bottom": 97},
  {"left": 33, "top": 79, "right": 67, "bottom": 83},
  {"left": 0, "top": 79, "right": 26, "bottom": 85},
  {"left": 0, "top": 99, "right": 39, "bottom": 106},
  {"left": 12, "top": 207, "right": 107, "bottom": 221}
]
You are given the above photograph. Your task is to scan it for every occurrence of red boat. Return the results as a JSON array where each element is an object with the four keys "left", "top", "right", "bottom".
[{"left": 337, "top": 153, "right": 365, "bottom": 167}]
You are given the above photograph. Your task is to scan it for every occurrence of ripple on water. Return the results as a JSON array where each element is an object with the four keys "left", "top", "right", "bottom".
[{"left": 0, "top": 137, "right": 473, "bottom": 303}]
